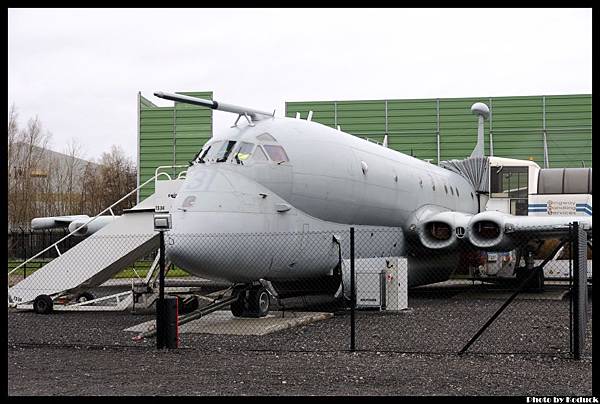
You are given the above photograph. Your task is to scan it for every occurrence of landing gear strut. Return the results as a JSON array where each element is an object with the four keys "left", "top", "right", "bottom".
[{"left": 230, "top": 285, "right": 270, "bottom": 318}]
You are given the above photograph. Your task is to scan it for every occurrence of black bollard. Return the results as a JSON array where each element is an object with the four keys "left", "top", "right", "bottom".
[{"left": 164, "top": 296, "right": 179, "bottom": 349}]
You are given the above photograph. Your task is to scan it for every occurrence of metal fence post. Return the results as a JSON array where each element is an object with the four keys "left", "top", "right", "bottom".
[
  {"left": 20, "top": 228, "right": 26, "bottom": 279},
  {"left": 156, "top": 230, "right": 166, "bottom": 349},
  {"left": 436, "top": 98, "right": 440, "bottom": 164},
  {"left": 350, "top": 227, "right": 356, "bottom": 352},
  {"left": 571, "top": 221, "right": 586, "bottom": 360},
  {"left": 489, "top": 97, "right": 494, "bottom": 157}
]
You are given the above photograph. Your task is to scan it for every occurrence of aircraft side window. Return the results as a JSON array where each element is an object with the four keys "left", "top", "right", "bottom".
[
  {"left": 444, "top": 184, "right": 448, "bottom": 194},
  {"left": 450, "top": 186, "right": 454, "bottom": 196},
  {"left": 456, "top": 187, "right": 460, "bottom": 197},
  {"left": 263, "top": 145, "right": 289, "bottom": 164}
]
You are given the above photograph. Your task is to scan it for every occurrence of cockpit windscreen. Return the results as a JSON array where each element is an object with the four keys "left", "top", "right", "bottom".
[{"left": 197, "top": 140, "right": 237, "bottom": 163}]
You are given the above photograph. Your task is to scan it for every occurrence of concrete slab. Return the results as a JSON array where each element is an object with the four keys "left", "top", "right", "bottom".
[
  {"left": 453, "top": 289, "right": 569, "bottom": 301},
  {"left": 124, "top": 310, "right": 333, "bottom": 336}
]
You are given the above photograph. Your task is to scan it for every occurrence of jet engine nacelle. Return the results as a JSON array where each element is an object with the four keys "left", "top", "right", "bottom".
[
  {"left": 417, "top": 211, "right": 472, "bottom": 250},
  {"left": 466, "top": 211, "right": 592, "bottom": 251},
  {"left": 466, "top": 212, "right": 513, "bottom": 251},
  {"left": 68, "top": 216, "right": 119, "bottom": 237}
]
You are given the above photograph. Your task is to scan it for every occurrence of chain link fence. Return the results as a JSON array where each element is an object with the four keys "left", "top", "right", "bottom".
[{"left": 7, "top": 226, "right": 592, "bottom": 358}]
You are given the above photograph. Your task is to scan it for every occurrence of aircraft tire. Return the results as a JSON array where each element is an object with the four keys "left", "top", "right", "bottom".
[
  {"left": 248, "top": 287, "right": 270, "bottom": 317},
  {"left": 33, "top": 295, "right": 54, "bottom": 314},
  {"left": 230, "top": 295, "right": 246, "bottom": 317}
]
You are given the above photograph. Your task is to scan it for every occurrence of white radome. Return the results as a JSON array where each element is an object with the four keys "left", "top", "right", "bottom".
[{"left": 471, "top": 102, "right": 490, "bottom": 119}]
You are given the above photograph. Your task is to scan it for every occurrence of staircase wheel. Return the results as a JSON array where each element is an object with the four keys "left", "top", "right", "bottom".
[{"left": 33, "top": 295, "right": 54, "bottom": 315}]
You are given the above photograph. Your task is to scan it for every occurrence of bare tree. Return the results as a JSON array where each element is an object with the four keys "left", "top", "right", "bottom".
[
  {"left": 7, "top": 105, "right": 19, "bottom": 219},
  {"left": 8, "top": 106, "right": 138, "bottom": 230},
  {"left": 8, "top": 111, "right": 53, "bottom": 229},
  {"left": 96, "top": 145, "right": 137, "bottom": 214},
  {"left": 80, "top": 161, "right": 103, "bottom": 215},
  {"left": 61, "top": 138, "right": 85, "bottom": 213}
]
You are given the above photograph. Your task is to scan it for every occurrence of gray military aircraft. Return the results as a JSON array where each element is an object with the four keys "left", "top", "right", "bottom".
[{"left": 154, "top": 91, "right": 592, "bottom": 318}]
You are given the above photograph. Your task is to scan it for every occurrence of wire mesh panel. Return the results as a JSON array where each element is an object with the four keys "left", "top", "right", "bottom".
[
  {"left": 8, "top": 234, "right": 160, "bottom": 347},
  {"left": 352, "top": 227, "right": 585, "bottom": 357},
  {"left": 571, "top": 222, "right": 592, "bottom": 359},
  {"left": 153, "top": 231, "right": 351, "bottom": 352},
  {"left": 6, "top": 226, "right": 591, "bottom": 357}
]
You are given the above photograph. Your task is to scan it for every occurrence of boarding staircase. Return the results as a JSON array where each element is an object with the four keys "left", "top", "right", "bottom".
[{"left": 8, "top": 166, "right": 187, "bottom": 311}]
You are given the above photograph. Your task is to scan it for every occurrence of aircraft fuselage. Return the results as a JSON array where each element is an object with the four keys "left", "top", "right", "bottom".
[{"left": 168, "top": 116, "right": 478, "bottom": 284}]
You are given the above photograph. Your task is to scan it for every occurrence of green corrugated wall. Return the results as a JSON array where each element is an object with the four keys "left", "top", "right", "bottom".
[
  {"left": 136, "top": 93, "right": 591, "bottom": 202},
  {"left": 138, "top": 91, "right": 212, "bottom": 202},
  {"left": 286, "top": 94, "right": 592, "bottom": 168}
]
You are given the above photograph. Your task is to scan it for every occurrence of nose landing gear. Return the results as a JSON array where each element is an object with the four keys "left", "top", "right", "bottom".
[{"left": 230, "top": 285, "right": 270, "bottom": 318}]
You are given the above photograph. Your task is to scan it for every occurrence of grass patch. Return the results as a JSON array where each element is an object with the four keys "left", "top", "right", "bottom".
[{"left": 8, "top": 260, "right": 191, "bottom": 278}]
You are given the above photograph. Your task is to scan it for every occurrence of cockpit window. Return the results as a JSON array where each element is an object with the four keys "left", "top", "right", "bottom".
[
  {"left": 198, "top": 140, "right": 223, "bottom": 163},
  {"left": 215, "top": 140, "right": 237, "bottom": 162},
  {"left": 253, "top": 146, "right": 268, "bottom": 161},
  {"left": 263, "top": 145, "right": 289, "bottom": 163},
  {"left": 233, "top": 142, "right": 255, "bottom": 163},
  {"left": 257, "top": 133, "right": 277, "bottom": 142},
  {"left": 197, "top": 140, "right": 237, "bottom": 163},
  {"left": 230, "top": 142, "right": 270, "bottom": 164}
]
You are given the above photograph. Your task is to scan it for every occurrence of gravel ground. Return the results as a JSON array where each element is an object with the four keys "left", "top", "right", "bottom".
[
  {"left": 7, "top": 284, "right": 592, "bottom": 395},
  {"left": 8, "top": 346, "right": 592, "bottom": 396}
]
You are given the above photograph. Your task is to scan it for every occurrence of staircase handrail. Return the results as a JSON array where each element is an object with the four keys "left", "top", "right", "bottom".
[{"left": 8, "top": 166, "right": 186, "bottom": 277}]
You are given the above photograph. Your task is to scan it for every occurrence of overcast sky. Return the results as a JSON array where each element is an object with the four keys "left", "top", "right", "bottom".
[{"left": 8, "top": 8, "right": 592, "bottom": 161}]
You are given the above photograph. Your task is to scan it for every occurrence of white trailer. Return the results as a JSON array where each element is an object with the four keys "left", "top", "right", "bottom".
[{"left": 477, "top": 158, "right": 592, "bottom": 281}]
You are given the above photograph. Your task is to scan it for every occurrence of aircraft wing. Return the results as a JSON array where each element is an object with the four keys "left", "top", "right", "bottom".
[
  {"left": 465, "top": 210, "right": 591, "bottom": 251},
  {"left": 414, "top": 208, "right": 591, "bottom": 252}
]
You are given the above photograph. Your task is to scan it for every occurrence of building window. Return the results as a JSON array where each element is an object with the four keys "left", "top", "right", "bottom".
[
  {"left": 490, "top": 166, "right": 529, "bottom": 215},
  {"left": 490, "top": 166, "right": 529, "bottom": 199}
]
